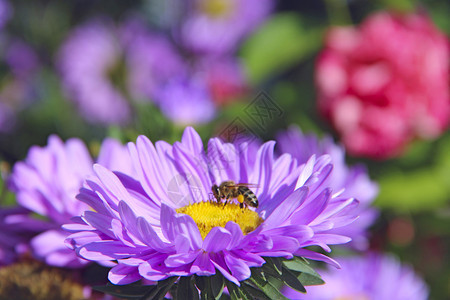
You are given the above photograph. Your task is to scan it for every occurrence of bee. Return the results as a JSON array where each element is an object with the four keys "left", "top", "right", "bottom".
[{"left": 211, "top": 180, "right": 258, "bottom": 209}]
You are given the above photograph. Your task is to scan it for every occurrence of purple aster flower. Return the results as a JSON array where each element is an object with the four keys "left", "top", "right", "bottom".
[
  {"left": 65, "top": 127, "right": 359, "bottom": 286},
  {"left": 0, "top": 206, "right": 50, "bottom": 266},
  {"left": 284, "top": 253, "right": 429, "bottom": 300},
  {"left": 276, "top": 126, "right": 379, "bottom": 249},
  {"left": 58, "top": 18, "right": 185, "bottom": 126},
  {"left": 177, "top": 0, "right": 274, "bottom": 55},
  {"left": 8, "top": 135, "right": 133, "bottom": 268}
]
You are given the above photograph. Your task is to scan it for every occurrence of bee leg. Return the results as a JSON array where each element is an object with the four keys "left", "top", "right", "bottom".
[{"left": 240, "top": 203, "right": 244, "bottom": 209}]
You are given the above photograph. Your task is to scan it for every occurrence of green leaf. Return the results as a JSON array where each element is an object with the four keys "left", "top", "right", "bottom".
[
  {"left": 376, "top": 168, "right": 449, "bottom": 212},
  {"left": 248, "top": 270, "right": 289, "bottom": 300},
  {"left": 241, "top": 283, "right": 271, "bottom": 300},
  {"left": 298, "top": 272, "right": 325, "bottom": 286},
  {"left": 264, "top": 257, "right": 283, "bottom": 275},
  {"left": 0, "top": 167, "right": 16, "bottom": 206},
  {"left": 210, "top": 273, "right": 225, "bottom": 299},
  {"left": 225, "top": 280, "right": 241, "bottom": 300},
  {"left": 378, "top": 0, "right": 415, "bottom": 12},
  {"left": 142, "top": 277, "right": 178, "bottom": 300},
  {"left": 177, "top": 277, "right": 199, "bottom": 300},
  {"left": 194, "top": 275, "right": 206, "bottom": 292},
  {"left": 282, "top": 257, "right": 320, "bottom": 278},
  {"left": 281, "top": 267, "right": 306, "bottom": 293},
  {"left": 93, "top": 284, "right": 156, "bottom": 299},
  {"left": 241, "top": 13, "right": 323, "bottom": 84}
]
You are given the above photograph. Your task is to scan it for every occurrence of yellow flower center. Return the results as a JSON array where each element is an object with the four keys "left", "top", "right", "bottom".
[
  {"left": 176, "top": 201, "right": 263, "bottom": 239},
  {"left": 198, "top": 0, "right": 234, "bottom": 18}
]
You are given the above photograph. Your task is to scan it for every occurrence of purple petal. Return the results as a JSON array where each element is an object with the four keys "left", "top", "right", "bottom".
[
  {"left": 181, "top": 126, "right": 204, "bottom": 155},
  {"left": 294, "top": 248, "right": 341, "bottom": 268},
  {"left": 224, "top": 251, "right": 251, "bottom": 281},
  {"left": 165, "top": 251, "right": 201, "bottom": 268},
  {"left": 210, "top": 253, "right": 240, "bottom": 286},
  {"left": 225, "top": 222, "right": 244, "bottom": 249},
  {"left": 264, "top": 187, "right": 309, "bottom": 228},
  {"left": 203, "top": 227, "right": 232, "bottom": 252},
  {"left": 78, "top": 241, "right": 139, "bottom": 261},
  {"left": 109, "top": 264, "right": 142, "bottom": 285},
  {"left": 136, "top": 217, "right": 170, "bottom": 250},
  {"left": 161, "top": 204, "right": 202, "bottom": 250},
  {"left": 191, "top": 252, "right": 215, "bottom": 275},
  {"left": 291, "top": 188, "right": 331, "bottom": 225}
]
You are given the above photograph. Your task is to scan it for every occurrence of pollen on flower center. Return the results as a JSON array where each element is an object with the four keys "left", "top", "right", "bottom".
[{"left": 176, "top": 201, "right": 263, "bottom": 239}]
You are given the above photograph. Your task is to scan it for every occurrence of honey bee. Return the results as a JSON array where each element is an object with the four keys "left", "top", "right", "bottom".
[{"left": 211, "top": 180, "right": 258, "bottom": 209}]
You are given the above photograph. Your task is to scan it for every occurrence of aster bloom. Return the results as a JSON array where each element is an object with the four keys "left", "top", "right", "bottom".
[
  {"left": 8, "top": 135, "right": 133, "bottom": 268},
  {"left": 177, "top": 0, "right": 273, "bottom": 55},
  {"left": 316, "top": 11, "right": 450, "bottom": 159},
  {"left": 0, "top": 206, "right": 50, "bottom": 266},
  {"left": 284, "top": 253, "right": 429, "bottom": 300},
  {"left": 276, "top": 126, "right": 378, "bottom": 249},
  {"left": 65, "top": 127, "right": 359, "bottom": 297}
]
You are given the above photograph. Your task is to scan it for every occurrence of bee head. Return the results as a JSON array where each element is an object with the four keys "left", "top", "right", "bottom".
[{"left": 211, "top": 184, "right": 220, "bottom": 199}]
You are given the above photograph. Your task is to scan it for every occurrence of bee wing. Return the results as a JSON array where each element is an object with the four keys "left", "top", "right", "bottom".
[{"left": 235, "top": 183, "right": 260, "bottom": 188}]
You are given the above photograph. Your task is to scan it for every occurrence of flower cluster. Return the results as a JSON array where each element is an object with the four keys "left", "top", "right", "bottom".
[
  {"left": 65, "top": 127, "right": 359, "bottom": 285},
  {"left": 8, "top": 135, "right": 133, "bottom": 268},
  {"left": 316, "top": 11, "right": 450, "bottom": 159},
  {"left": 57, "top": 0, "right": 270, "bottom": 126}
]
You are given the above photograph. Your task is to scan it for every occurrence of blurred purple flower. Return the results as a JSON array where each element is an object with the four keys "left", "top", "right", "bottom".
[
  {"left": 65, "top": 127, "right": 359, "bottom": 285},
  {"left": 284, "top": 253, "right": 429, "bottom": 300},
  {"left": 58, "top": 18, "right": 186, "bottom": 126},
  {"left": 0, "top": 0, "right": 12, "bottom": 29},
  {"left": 153, "top": 57, "right": 247, "bottom": 125},
  {"left": 155, "top": 76, "right": 216, "bottom": 125},
  {"left": 177, "top": 0, "right": 274, "bottom": 55},
  {"left": 0, "top": 39, "right": 40, "bottom": 133},
  {"left": 5, "top": 39, "right": 39, "bottom": 79},
  {"left": 120, "top": 19, "right": 186, "bottom": 102},
  {"left": 8, "top": 135, "right": 133, "bottom": 268},
  {"left": 57, "top": 19, "right": 132, "bottom": 126},
  {"left": 0, "top": 206, "right": 50, "bottom": 266},
  {"left": 276, "top": 126, "right": 379, "bottom": 249}
]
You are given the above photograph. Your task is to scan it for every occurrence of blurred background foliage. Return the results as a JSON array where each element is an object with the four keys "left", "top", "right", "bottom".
[{"left": 0, "top": 0, "right": 449, "bottom": 299}]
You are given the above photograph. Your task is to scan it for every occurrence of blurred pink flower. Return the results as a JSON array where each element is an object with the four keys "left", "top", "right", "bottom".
[{"left": 316, "top": 11, "right": 450, "bottom": 159}]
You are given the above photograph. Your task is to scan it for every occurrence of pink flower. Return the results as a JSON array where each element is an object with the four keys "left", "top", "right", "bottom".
[{"left": 316, "top": 11, "right": 450, "bottom": 159}]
